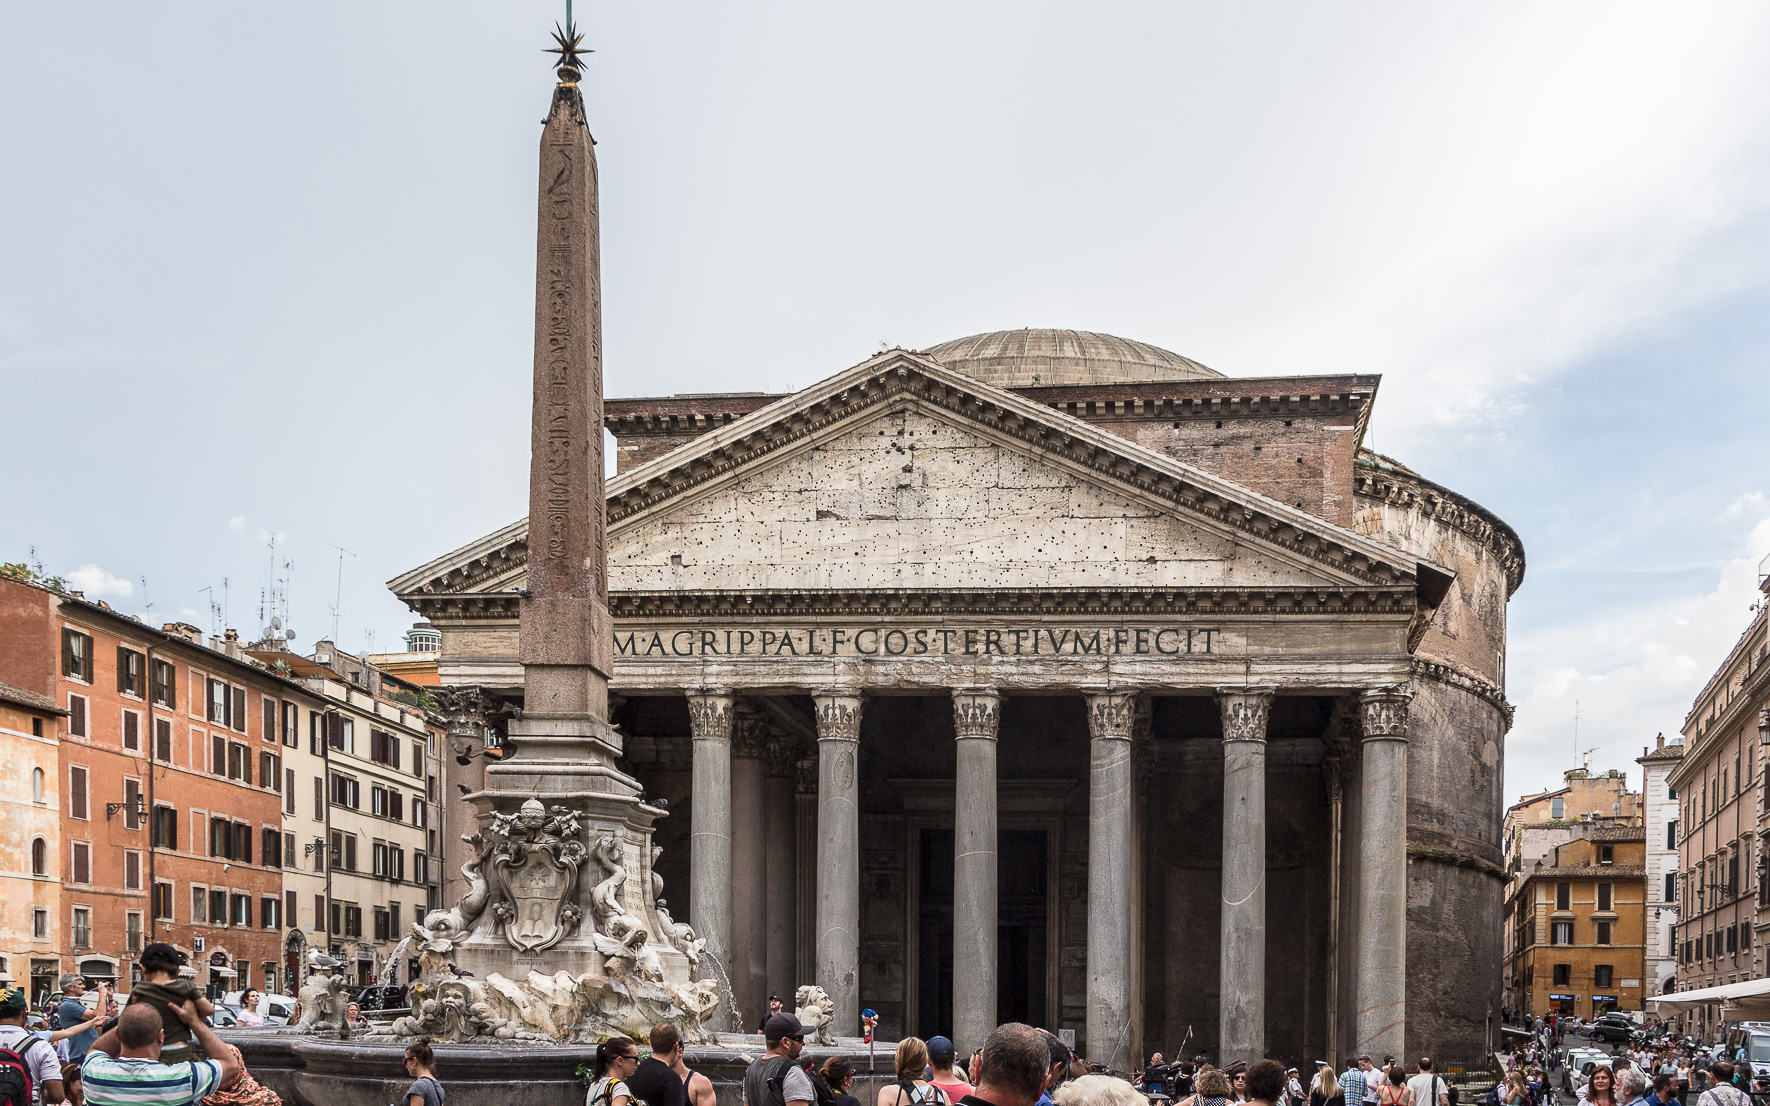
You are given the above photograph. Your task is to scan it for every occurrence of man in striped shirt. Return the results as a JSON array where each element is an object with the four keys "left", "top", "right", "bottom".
[{"left": 81, "top": 1001, "right": 240, "bottom": 1106}]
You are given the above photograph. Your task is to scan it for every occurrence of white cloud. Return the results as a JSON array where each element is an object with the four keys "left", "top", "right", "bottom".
[
  {"left": 228, "top": 516, "right": 246, "bottom": 531},
  {"left": 1506, "top": 515, "right": 1770, "bottom": 798},
  {"left": 65, "top": 564, "right": 133, "bottom": 599}
]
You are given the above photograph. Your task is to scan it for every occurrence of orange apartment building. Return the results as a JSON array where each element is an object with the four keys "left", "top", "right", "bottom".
[
  {"left": 1506, "top": 826, "right": 1648, "bottom": 1018},
  {"left": 0, "top": 573, "right": 322, "bottom": 997},
  {"left": 0, "top": 680, "right": 67, "bottom": 1004}
]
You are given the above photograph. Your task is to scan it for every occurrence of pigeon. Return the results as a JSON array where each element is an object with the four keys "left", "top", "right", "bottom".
[{"left": 444, "top": 964, "right": 475, "bottom": 979}]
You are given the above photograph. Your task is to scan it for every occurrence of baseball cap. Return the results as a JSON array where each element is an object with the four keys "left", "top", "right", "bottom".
[
  {"left": 764, "top": 1012, "right": 805, "bottom": 1042},
  {"left": 928, "top": 1036, "right": 956, "bottom": 1065},
  {"left": 0, "top": 989, "right": 28, "bottom": 1014}
]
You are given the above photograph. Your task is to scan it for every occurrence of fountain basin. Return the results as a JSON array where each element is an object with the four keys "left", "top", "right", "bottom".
[{"left": 226, "top": 1030, "right": 901, "bottom": 1106}]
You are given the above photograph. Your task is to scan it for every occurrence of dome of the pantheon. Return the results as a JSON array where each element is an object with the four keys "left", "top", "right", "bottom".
[{"left": 924, "top": 328, "right": 1224, "bottom": 388}]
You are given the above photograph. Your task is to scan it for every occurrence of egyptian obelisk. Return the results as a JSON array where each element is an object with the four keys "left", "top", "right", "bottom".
[
  {"left": 457, "top": 23, "right": 679, "bottom": 989},
  {"left": 515, "top": 25, "right": 612, "bottom": 732}
]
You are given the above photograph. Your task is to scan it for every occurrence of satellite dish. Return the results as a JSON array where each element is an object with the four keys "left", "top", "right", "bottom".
[
  {"left": 270, "top": 616, "right": 282, "bottom": 630},
  {"left": 285, "top": 630, "right": 297, "bottom": 641}
]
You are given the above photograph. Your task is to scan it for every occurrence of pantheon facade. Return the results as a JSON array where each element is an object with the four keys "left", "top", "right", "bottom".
[{"left": 392, "top": 329, "right": 1523, "bottom": 1067}]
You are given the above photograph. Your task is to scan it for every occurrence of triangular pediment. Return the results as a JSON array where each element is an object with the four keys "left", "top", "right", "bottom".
[{"left": 392, "top": 351, "right": 1443, "bottom": 605}]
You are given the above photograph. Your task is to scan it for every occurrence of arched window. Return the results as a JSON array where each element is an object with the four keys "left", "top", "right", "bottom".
[
  {"left": 31, "top": 838, "right": 47, "bottom": 877},
  {"left": 31, "top": 768, "right": 43, "bottom": 803}
]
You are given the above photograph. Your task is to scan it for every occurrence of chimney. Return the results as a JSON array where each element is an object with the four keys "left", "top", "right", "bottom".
[{"left": 1656, "top": 732, "right": 1665, "bottom": 749}]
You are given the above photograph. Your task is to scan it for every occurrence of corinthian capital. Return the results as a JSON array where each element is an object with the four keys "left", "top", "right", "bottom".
[
  {"left": 813, "top": 687, "right": 864, "bottom": 742},
  {"left": 685, "top": 686, "right": 733, "bottom": 741},
  {"left": 1216, "top": 686, "right": 1276, "bottom": 744},
  {"left": 429, "top": 685, "right": 495, "bottom": 739},
  {"left": 732, "top": 710, "right": 771, "bottom": 759},
  {"left": 951, "top": 687, "right": 1001, "bottom": 740},
  {"left": 1359, "top": 685, "right": 1413, "bottom": 741},
  {"left": 1084, "top": 688, "right": 1139, "bottom": 742}
]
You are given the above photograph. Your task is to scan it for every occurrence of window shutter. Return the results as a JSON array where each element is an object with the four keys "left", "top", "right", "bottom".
[
  {"left": 345, "top": 834, "right": 357, "bottom": 871},
  {"left": 232, "top": 687, "right": 245, "bottom": 730},
  {"left": 391, "top": 734, "right": 401, "bottom": 770},
  {"left": 70, "top": 767, "right": 88, "bottom": 819},
  {"left": 391, "top": 791, "right": 403, "bottom": 822},
  {"left": 62, "top": 630, "right": 75, "bottom": 677},
  {"left": 155, "top": 719, "right": 172, "bottom": 761},
  {"left": 73, "top": 843, "right": 90, "bottom": 884},
  {"left": 117, "top": 646, "right": 129, "bottom": 692}
]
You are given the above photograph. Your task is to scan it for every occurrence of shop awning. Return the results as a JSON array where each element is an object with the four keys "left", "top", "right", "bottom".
[{"left": 1649, "top": 977, "right": 1770, "bottom": 1019}]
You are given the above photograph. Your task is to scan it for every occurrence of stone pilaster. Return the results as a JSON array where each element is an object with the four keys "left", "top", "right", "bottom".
[
  {"left": 764, "top": 734, "right": 800, "bottom": 1002},
  {"left": 1355, "top": 685, "right": 1411, "bottom": 1059},
  {"left": 1216, "top": 685, "right": 1275, "bottom": 1063},
  {"left": 1085, "top": 688, "right": 1138, "bottom": 1073},
  {"left": 951, "top": 686, "right": 1001, "bottom": 1054},
  {"left": 685, "top": 687, "right": 734, "bottom": 1030},
  {"left": 814, "top": 687, "right": 864, "bottom": 1037},
  {"left": 730, "top": 710, "right": 770, "bottom": 1026}
]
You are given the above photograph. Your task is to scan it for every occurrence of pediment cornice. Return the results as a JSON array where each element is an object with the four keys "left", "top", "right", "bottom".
[
  {"left": 394, "top": 352, "right": 1448, "bottom": 606},
  {"left": 404, "top": 584, "right": 1418, "bottom": 622}
]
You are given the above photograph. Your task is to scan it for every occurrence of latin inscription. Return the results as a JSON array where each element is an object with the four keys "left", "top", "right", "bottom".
[{"left": 614, "top": 626, "right": 1224, "bottom": 659}]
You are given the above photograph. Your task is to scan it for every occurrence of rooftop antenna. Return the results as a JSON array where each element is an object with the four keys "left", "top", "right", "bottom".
[
  {"left": 199, "top": 587, "right": 221, "bottom": 636},
  {"left": 140, "top": 575, "right": 153, "bottom": 622},
  {"left": 325, "top": 543, "right": 356, "bottom": 644},
  {"left": 1572, "top": 700, "right": 1582, "bottom": 766},
  {"left": 222, "top": 576, "right": 230, "bottom": 631}
]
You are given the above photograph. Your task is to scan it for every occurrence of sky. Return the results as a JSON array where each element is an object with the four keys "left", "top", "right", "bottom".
[{"left": 4, "top": 3, "right": 1769, "bottom": 805}]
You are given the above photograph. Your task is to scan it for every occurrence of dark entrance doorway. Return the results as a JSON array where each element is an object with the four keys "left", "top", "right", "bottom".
[{"left": 917, "top": 826, "right": 1049, "bottom": 1038}]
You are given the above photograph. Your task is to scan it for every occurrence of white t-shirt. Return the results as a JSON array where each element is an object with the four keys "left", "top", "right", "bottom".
[
  {"left": 1406, "top": 1073, "right": 1448, "bottom": 1106},
  {"left": 0, "top": 1024, "right": 62, "bottom": 1095}
]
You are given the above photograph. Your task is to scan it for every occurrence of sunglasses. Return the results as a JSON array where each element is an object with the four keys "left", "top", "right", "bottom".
[{"left": 789, "top": 1035, "right": 806, "bottom": 1043}]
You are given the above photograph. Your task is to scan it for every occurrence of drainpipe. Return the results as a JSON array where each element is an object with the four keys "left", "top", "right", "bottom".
[{"left": 144, "top": 641, "right": 158, "bottom": 948}]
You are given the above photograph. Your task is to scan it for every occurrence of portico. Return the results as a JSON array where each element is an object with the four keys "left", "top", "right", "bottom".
[{"left": 395, "top": 330, "right": 1521, "bottom": 1065}]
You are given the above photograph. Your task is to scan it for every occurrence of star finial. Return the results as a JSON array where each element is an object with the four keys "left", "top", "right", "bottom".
[{"left": 547, "top": 20, "right": 591, "bottom": 85}]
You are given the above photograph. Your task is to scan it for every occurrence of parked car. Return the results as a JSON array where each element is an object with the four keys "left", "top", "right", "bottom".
[
  {"left": 352, "top": 985, "right": 408, "bottom": 1012},
  {"left": 218, "top": 991, "right": 296, "bottom": 1026},
  {"left": 1590, "top": 1015, "right": 1635, "bottom": 1043}
]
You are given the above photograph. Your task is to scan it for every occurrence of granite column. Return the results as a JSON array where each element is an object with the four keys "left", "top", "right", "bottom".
[
  {"left": 685, "top": 687, "right": 734, "bottom": 1030},
  {"left": 1216, "top": 686, "right": 1275, "bottom": 1064},
  {"left": 952, "top": 687, "right": 1001, "bottom": 1052},
  {"left": 1085, "top": 688, "right": 1138, "bottom": 1073},
  {"left": 765, "top": 735, "right": 800, "bottom": 1002},
  {"left": 731, "top": 710, "right": 770, "bottom": 1027},
  {"left": 1355, "top": 685, "right": 1412, "bottom": 1059},
  {"left": 814, "top": 687, "right": 864, "bottom": 1037}
]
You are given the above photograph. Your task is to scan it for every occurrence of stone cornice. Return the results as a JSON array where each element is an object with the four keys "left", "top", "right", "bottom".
[
  {"left": 1354, "top": 450, "right": 1526, "bottom": 596},
  {"left": 1410, "top": 657, "right": 1514, "bottom": 729},
  {"left": 1670, "top": 646, "right": 1770, "bottom": 790},
  {"left": 403, "top": 585, "right": 1420, "bottom": 622}
]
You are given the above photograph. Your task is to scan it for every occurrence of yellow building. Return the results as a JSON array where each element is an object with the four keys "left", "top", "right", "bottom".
[
  {"left": 1507, "top": 826, "right": 1648, "bottom": 1018},
  {"left": 0, "top": 682, "right": 67, "bottom": 1004}
]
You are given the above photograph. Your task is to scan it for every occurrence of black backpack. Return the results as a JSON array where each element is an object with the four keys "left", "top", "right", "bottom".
[
  {"left": 0, "top": 1034, "right": 47, "bottom": 1106},
  {"left": 806, "top": 1067, "right": 841, "bottom": 1106}
]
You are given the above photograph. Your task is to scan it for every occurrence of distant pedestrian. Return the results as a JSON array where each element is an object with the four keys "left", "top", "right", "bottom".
[
  {"left": 588, "top": 1037, "right": 639, "bottom": 1106},
  {"left": 55, "top": 978, "right": 104, "bottom": 1067},
  {"left": 879, "top": 1037, "right": 945, "bottom": 1106},
  {"left": 744, "top": 1015, "right": 813, "bottom": 1106},
  {"left": 1406, "top": 1060, "right": 1450, "bottom": 1106},
  {"left": 1187, "top": 1069, "right": 1237, "bottom": 1106},
  {"left": 401, "top": 1037, "right": 444, "bottom": 1106},
  {"left": 627, "top": 1025, "right": 687, "bottom": 1106},
  {"left": 667, "top": 1025, "right": 715, "bottom": 1106},
  {"left": 967, "top": 1024, "right": 1053, "bottom": 1106},
  {"left": 1696, "top": 1065, "right": 1748, "bottom": 1106},
  {"left": 929, "top": 1038, "right": 975, "bottom": 1103},
  {"left": 1341, "top": 1060, "right": 1371, "bottom": 1106},
  {"left": 1035, "top": 1032, "right": 1069, "bottom": 1106},
  {"left": 1053, "top": 1075, "right": 1144, "bottom": 1106},
  {"left": 1581, "top": 1067, "right": 1617, "bottom": 1106},
  {"left": 824, "top": 1057, "right": 862, "bottom": 1106},
  {"left": 0, "top": 986, "right": 62, "bottom": 1105},
  {"left": 1379, "top": 1067, "right": 1407, "bottom": 1106}
]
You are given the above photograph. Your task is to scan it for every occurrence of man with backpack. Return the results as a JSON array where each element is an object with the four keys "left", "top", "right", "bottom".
[
  {"left": 744, "top": 1014, "right": 815, "bottom": 1106},
  {"left": 1406, "top": 1058, "right": 1451, "bottom": 1106},
  {"left": 0, "top": 988, "right": 63, "bottom": 1105}
]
